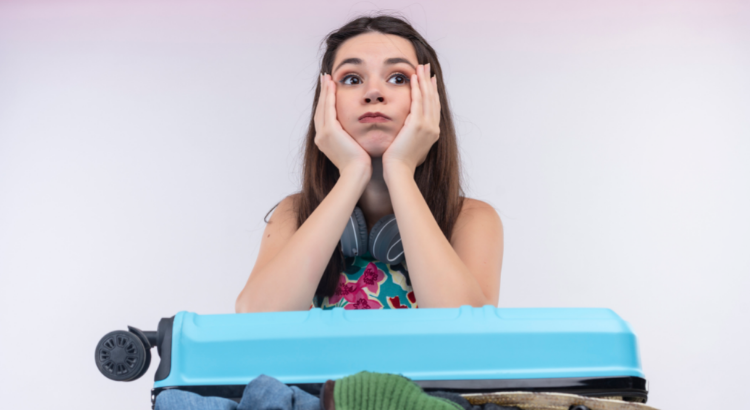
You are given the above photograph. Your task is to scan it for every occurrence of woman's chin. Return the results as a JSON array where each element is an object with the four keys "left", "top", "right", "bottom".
[
  {"left": 356, "top": 134, "right": 394, "bottom": 158},
  {"left": 362, "top": 147, "right": 387, "bottom": 158},
  {"left": 361, "top": 142, "right": 393, "bottom": 158}
]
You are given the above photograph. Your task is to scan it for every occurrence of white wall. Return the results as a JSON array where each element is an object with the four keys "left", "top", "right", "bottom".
[{"left": 1, "top": 1, "right": 748, "bottom": 408}]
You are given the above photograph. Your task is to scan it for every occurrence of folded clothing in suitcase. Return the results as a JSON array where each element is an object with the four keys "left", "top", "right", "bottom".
[{"left": 94, "top": 306, "right": 649, "bottom": 407}]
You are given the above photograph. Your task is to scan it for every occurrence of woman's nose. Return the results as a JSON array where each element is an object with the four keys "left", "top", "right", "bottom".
[{"left": 363, "top": 89, "right": 384, "bottom": 104}]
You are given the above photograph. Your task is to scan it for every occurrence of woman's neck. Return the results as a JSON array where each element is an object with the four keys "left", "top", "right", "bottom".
[{"left": 357, "top": 157, "right": 394, "bottom": 231}]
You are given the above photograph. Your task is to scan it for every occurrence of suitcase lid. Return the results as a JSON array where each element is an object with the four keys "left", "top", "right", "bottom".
[{"left": 153, "top": 306, "right": 644, "bottom": 388}]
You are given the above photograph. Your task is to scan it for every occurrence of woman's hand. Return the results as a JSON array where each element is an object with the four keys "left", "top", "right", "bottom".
[
  {"left": 314, "top": 73, "right": 372, "bottom": 175},
  {"left": 382, "top": 63, "right": 441, "bottom": 177}
]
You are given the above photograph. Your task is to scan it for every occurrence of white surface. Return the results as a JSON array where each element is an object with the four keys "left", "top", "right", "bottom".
[{"left": 1, "top": 1, "right": 748, "bottom": 408}]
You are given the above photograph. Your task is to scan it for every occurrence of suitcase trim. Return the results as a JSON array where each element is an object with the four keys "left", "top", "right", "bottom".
[{"left": 150, "top": 375, "right": 648, "bottom": 408}]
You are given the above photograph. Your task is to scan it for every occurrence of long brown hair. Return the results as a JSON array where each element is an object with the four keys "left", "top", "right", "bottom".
[{"left": 265, "top": 12, "right": 466, "bottom": 299}]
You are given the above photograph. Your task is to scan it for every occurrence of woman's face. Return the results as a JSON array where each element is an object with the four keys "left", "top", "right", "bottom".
[{"left": 331, "top": 32, "right": 418, "bottom": 158}]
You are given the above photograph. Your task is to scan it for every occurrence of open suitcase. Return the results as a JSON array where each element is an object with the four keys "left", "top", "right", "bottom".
[{"left": 94, "top": 306, "right": 649, "bottom": 408}]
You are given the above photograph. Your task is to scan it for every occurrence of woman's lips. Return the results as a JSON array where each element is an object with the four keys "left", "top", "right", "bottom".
[
  {"left": 359, "top": 112, "right": 390, "bottom": 123},
  {"left": 359, "top": 116, "right": 389, "bottom": 123}
]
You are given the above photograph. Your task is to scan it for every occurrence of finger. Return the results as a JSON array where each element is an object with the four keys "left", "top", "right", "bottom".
[
  {"left": 420, "top": 64, "right": 432, "bottom": 117},
  {"left": 326, "top": 74, "right": 338, "bottom": 128},
  {"left": 316, "top": 73, "right": 327, "bottom": 128},
  {"left": 431, "top": 74, "right": 441, "bottom": 122},
  {"left": 410, "top": 70, "right": 422, "bottom": 119},
  {"left": 417, "top": 64, "right": 430, "bottom": 117}
]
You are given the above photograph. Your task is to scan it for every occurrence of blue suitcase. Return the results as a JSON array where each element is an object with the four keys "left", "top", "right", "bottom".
[{"left": 94, "top": 306, "right": 649, "bottom": 408}]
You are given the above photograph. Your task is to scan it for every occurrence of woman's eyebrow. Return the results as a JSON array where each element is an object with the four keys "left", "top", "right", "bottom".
[{"left": 333, "top": 57, "right": 416, "bottom": 74}]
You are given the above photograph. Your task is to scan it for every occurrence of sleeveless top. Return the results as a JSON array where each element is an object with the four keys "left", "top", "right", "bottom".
[{"left": 310, "top": 251, "right": 418, "bottom": 310}]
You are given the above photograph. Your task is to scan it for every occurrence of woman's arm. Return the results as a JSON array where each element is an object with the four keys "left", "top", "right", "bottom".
[
  {"left": 235, "top": 164, "right": 371, "bottom": 313},
  {"left": 385, "top": 165, "right": 502, "bottom": 308},
  {"left": 237, "top": 73, "right": 372, "bottom": 313},
  {"left": 380, "top": 64, "right": 503, "bottom": 308}
]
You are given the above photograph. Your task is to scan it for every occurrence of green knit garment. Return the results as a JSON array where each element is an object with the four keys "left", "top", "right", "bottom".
[{"left": 333, "top": 371, "right": 463, "bottom": 410}]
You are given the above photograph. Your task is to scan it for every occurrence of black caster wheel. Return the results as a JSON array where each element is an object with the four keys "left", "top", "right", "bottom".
[
  {"left": 569, "top": 406, "right": 591, "bottom": 410},
  {"left": 127, "top": 326, "right": 153, "bottom": 381},
  {"left": 95, "top": 330, "right": 149, "bottom": 381}
]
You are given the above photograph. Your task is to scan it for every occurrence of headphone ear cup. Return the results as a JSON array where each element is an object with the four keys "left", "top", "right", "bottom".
[
  {"left": 368, "top": 214, "right": 405, "bottom": 265},
  {"left": 340, "top": 207, "right": 369, "bottom": 257}
]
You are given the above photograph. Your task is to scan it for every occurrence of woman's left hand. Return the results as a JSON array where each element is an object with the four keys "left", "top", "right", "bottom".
[{"left": 382, "top": 63, "right": 441, "bottom": 177}]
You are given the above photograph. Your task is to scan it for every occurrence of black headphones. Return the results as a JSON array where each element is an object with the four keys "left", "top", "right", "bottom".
[{"left": 340, "top": 207, "right": 405, "bottom": 264}]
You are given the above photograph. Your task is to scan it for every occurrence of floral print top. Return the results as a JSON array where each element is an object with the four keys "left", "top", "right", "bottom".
[{"left": 310, "top": 251, "right": 418, "bottom": 310}]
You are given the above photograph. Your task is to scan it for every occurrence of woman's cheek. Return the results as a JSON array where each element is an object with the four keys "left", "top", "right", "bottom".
[
  {"left": 334, "top": 95, "right": 343, "bottom": 121},
  {"left": 335, "top": 98, "right": 352, "bottom": 130}
]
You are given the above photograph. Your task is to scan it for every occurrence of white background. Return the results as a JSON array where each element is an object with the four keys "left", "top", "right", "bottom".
[{"left": 1, "top": 1, "right": 748, "bottom": 408}]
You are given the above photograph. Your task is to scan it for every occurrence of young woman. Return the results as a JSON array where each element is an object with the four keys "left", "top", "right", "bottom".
[{"left": 235, "top": 14, "right": 504, "bottom": 313}]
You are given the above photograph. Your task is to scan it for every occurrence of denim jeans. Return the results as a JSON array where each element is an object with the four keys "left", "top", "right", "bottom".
[{"left": 155, "top": 374, "right": 320, "bottom": 410}]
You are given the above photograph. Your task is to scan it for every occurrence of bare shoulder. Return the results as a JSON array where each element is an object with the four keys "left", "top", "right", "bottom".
[
  {"left": 251, "top": 193, "right": 300, "bottom": 276},
  {"left": 283, "top": 192, "right": 302, "bottom": 209},
  {"left": 459, "top": 197, "right": 501, "bottom": 220},
  {"left": 452, "top": 197, "right": 503, "bottom": 242},
  {"left": 266, "top": 193, "right": 300, "bottom": 228},
  {"left": 462, "top": 197, "right": 493, "bottom": 211}
]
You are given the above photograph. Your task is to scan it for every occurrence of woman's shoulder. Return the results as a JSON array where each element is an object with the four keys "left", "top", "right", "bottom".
[
  {"left": 278, "top": 192, "right": 302, "bottom": 213},
  {"left": 452, "top": 197, "right": 503, "bottom": 242},
  {"left": 264, "top": 193, "right": 302, "bottom": 227},
  {"left": 284, "top": 192, "right": 302, "bottom": 204},
  {"left": 459, "top": 197, "right": 497, "bottom": 213}
]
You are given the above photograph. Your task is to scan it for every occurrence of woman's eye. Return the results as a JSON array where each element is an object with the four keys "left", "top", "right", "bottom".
[
  {"left": 389, "top": 74, "right": 409, "bottom": 85},
  {"left": 341, "top": 75, "right": 361, "bottom": 85},
  {"left": 340, "top": 74, "right": 410, "bottom": 86}
]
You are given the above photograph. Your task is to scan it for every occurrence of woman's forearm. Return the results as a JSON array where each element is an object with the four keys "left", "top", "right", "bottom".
[
  {"left": 236, "top": 165, "right": 371, "bottom": 313},
  {"left": 384, "top": 164, "right": 488, "bottom": 308}
]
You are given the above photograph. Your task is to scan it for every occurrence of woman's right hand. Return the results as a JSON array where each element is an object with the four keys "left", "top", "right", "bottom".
[{"left": 314, "top": 73, "right": 372, "bottom": 175}]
